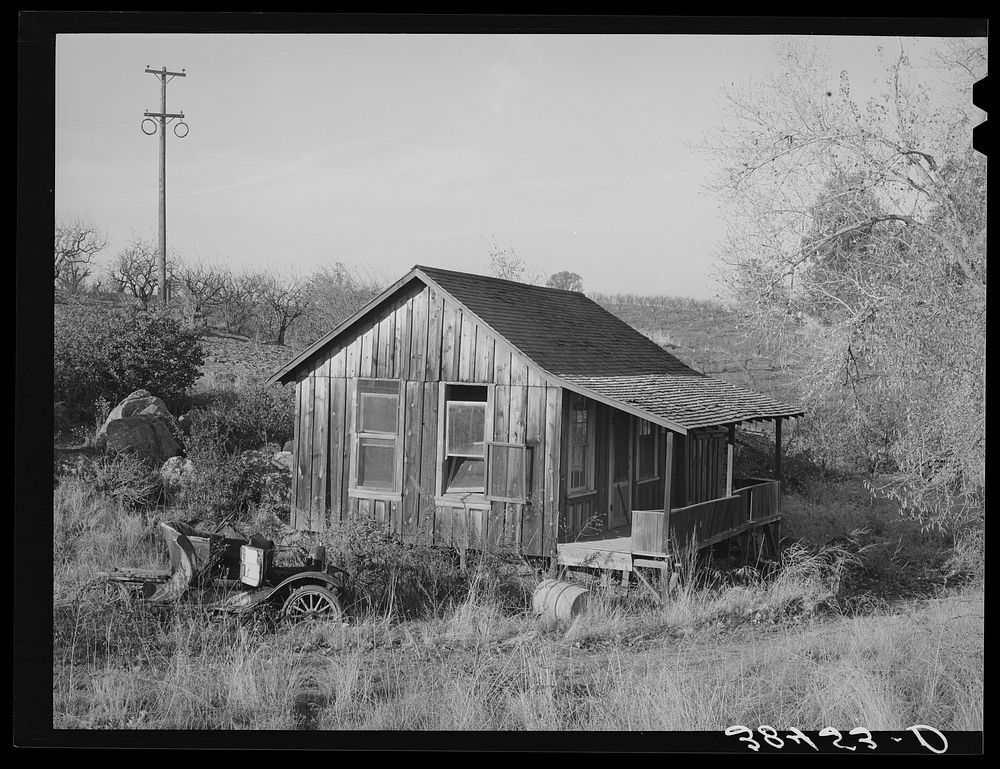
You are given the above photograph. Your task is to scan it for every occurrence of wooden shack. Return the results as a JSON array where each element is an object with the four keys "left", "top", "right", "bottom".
[{"left": 268, "top": 265, "right": 803, "bottom": 577}]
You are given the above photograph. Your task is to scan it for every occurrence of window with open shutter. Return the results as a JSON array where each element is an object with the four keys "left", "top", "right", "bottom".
[{"left": 485, "top": 442, "right": 530, "bottom": 503}]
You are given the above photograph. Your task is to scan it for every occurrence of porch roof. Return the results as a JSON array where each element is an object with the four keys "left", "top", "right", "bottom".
[{"left": 559, "top": 374, "right": 803, "bottom": 431}]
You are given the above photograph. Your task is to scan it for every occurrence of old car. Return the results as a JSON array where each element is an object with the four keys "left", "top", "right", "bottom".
[{"left": 98, "top": 520, "right": 349, "bottom": 621}]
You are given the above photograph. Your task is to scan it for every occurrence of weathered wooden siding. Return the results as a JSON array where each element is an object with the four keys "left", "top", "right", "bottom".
[
  {"left": 685, "top": 429, "right": 728, "bottom": 505},
  {"left": 290, "top": 281, "right": 562, "bottom": 556}
]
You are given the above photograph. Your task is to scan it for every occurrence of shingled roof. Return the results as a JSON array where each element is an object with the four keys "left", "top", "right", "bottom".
[
  {"left": 416, "top": 266, "right": 803, "bottom": 430},
  {"left": 270, "top": 265, "right": 803, "bottom": 431}
]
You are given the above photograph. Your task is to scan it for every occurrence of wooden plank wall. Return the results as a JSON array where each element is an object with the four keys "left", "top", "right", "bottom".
[
  {"left": 669, "top": 495, "right": 743, "bottom": 551},
  {"left": 290, "top": 281, "right": 563, "bottom": 557},
  {"left": 685, "top": 429, "right": 728, "bottom": 505}
]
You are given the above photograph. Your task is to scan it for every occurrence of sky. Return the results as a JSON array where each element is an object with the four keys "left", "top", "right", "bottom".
[{"left": 55, "top": 32, "right": 978, "bottom": 299}]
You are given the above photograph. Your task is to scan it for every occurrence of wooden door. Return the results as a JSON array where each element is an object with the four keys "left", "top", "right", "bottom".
[{"left": 609, "top": 411, "right": 632, "bottom": 529}]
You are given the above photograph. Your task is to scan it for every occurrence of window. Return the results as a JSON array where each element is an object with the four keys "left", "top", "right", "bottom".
[
  {"left": 568, "top": 395, "right": 595, "bottom": 493},
  {"left": 442, "top": 385, "right": 488, "bottom": 495},
  {"left": 352, "top": 379, "right": 401, "bottom": 492},
  {"left": 637, "top": 419, "right": 659, "bottom": 480},
  {"left": 485, "top": 442, "right": 530, "bottom": 503}
]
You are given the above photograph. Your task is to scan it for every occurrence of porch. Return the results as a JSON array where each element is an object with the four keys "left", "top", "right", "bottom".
[{"left": 556, "top": 477, "right": 782, "bottom": 574}]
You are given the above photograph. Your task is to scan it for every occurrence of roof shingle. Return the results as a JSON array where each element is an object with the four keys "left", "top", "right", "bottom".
[{"left": 417, "top": 265, "right": 803, "bottom": 429}]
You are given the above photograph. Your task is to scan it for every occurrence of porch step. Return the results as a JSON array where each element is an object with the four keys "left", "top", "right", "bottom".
[{"left": 556, "top": 540, "right": 633, "bottom": 572}]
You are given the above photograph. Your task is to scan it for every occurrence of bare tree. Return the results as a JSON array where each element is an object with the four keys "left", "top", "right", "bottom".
[
  {"left": 483, "top": 236, "right": 548, "bottom": 285},
  {"left": 257, "top": 271, "right": 313, "bottom": 346},
  {"left": 484, "top": 236, "right": 527, "bottom": 281},
  {"left": 216, "top": 270, "right": 266, "bottom": 335},
  {"left": 296, "top": 263, "right": 384, "bottom": 345},
  {"left": 174, "top": 259, "right": 228, "bottom": 329},
  {"left": 107, "top": 238, "right": 173, "bottom": 309},
  {"left": 54, "top": 218, "right": 107, "bottom": 293}
]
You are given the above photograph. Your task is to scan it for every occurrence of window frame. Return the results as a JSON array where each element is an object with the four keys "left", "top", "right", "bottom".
[
  {"left": 567, "top": 394, "right": 596, "bottom": 496},
  {"left": 349, "top": 378, "right": 404, "bottom": 497},
  {"left": 437, "top": 383, "right": 493, "bottom": 502},
  {"left": 636, "top": 418, "right": 660, "bottom": 482},
  {"left": 484, "top": 441, "right": 530, "bottom": 504}
]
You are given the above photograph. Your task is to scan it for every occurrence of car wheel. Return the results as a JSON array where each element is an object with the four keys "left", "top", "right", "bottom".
[{"left": 281, "top": 585, "right": 343, "bottom": 622}]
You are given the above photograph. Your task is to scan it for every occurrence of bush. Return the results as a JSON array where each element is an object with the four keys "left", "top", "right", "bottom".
[
  {"left": 177, "top": 384, "right": 295, "bottom": 522},
  {"left": 179, "top": 383, "right": 294, "bottom": 454},
  {"left": 58, "top": 451, "right": 163, "bottom": 510},
  {"left": 319, "top": 517, "right": 469, "bottom": 619},
  {"left": 54, "top": 300, "right": 205, "bottom": 425},
  {"left": 314, "top": 517, "right": 531, "bottom": 620},
  {"left": 181, "top": 443, "right": 290, "bottom": 524}
]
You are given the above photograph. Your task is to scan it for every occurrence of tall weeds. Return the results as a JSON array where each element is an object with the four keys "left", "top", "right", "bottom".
[{"left": 53, "top": 467, "right": 981, "bottom": 731}]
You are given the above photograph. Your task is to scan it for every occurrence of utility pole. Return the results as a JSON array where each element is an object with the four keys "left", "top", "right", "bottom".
[{"left": 142, "top": 66, "right": 188, "bottom": 305}]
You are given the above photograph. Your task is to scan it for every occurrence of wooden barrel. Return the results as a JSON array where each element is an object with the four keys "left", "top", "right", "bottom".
[{"left": 532, "top": 579, "right": 590, "bottom": 623}]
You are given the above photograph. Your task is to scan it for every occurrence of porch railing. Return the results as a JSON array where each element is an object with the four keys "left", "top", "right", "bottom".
[
  {"left": 733, "top": 478, "right": 781, "bottom": 523},
  {"left": 630, "top": 478, "right": 781, "bottom": 555}
]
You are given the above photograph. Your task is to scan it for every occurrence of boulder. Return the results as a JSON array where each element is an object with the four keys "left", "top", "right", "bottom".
[
  {"left": 282, "top": 440, "right": 293, "bottom": 453},
  {"left": 271, "top": 451, "right": 293, "bottom": 472},
  {"left": 97, "top": 389, "right": 175, "bottom": 447},
  {"left": 109, "top": 389, "right": 173, "bottom": 422},
  {"left": 104, "top": 414, "right": 182, "bottom": 467},
  {"left": 160, "top": 456, "right": 195, "bottom": 500}
]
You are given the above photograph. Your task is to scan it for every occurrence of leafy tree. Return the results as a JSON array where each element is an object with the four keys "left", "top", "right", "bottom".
[
  {"left": 547, "top": 270, "right": 584, "bottom": 292},
  {"left": 705, "top": 40, "right": 985, "bottom": 529},
  {"left": 54, "top": 219, "right": 107, "bottom": 293},
  {"left": 54, "top": 301, "right": 205, "bottom": 423}
]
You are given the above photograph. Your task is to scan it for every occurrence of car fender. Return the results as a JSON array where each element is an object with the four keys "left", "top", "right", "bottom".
[{"left": 270, "top": 569, "right": 349, "bottom": 603}]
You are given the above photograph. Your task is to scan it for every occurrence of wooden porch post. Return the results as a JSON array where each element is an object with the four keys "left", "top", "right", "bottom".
[
  {"left": 726, "top": 423, "right": 735, "bottom": 496},
  {"left": 774, "top": 418, "right": 783, "bottom": 485},
  {"left": 661, "top": 431, "right": 674, "bottom": 554}
]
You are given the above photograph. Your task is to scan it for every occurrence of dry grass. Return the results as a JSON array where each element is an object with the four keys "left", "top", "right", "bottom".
[
  {"left": 53, "top": 469, "right": 983, "bottom": 731},
  {"left": 54, "top": 475, "right": 165, "bottom": 602},
  {"left": 53, "top": 573, "right": 983, "bottom": 731}
]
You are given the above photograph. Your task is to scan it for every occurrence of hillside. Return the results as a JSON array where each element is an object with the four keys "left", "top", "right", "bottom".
[
  {"left": 196, "top": 330, "right": 301, "bottom": 390},
  {"left": 589, "top": 293, "right": 798, "bottom": 401},
  {"left": 197, "top": 293, "right": 800, "bottom": 404}
]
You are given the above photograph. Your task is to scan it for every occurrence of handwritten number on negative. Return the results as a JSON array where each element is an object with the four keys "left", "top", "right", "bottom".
[
  {"left": 909, "top": 725, "right": 948, "bottom": 755},
  {"left": 819, "top": 727, "right": 855, "bottom": 751},
  {"left": 784, "top": 727, "right": 819, "bottom": 751},
  {"left": 725, "top": 725, "right": 761, "bottom": 751},
  {"left": 849, "top": 727, "right": 877, "bottom": 750}
]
